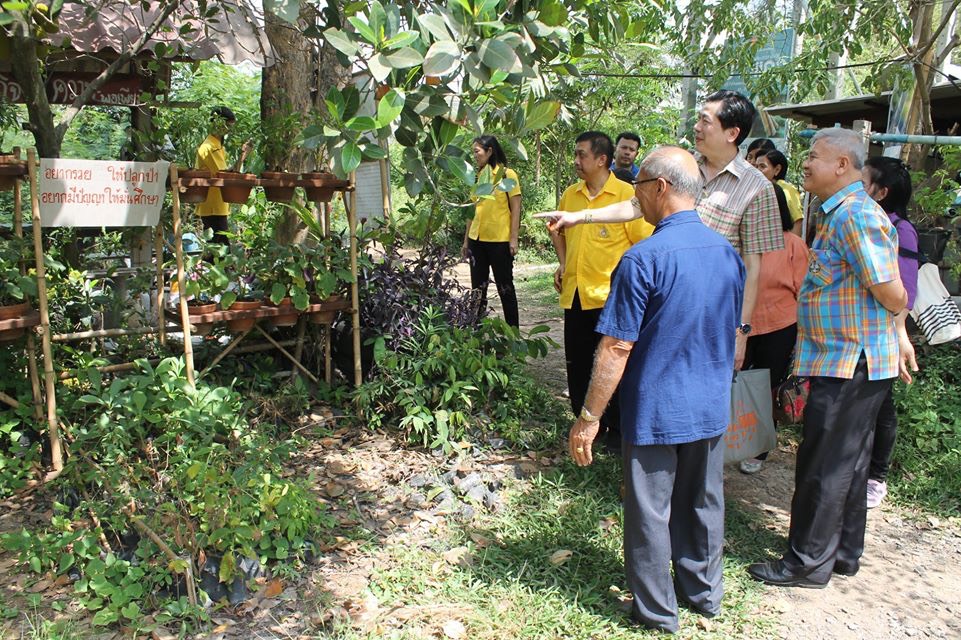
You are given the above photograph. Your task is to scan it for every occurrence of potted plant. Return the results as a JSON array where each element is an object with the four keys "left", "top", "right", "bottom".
[
  {"left": 257, "top": 241, "right": 315, "bottom": 327},
  {"left": 180, "top": 251, "right": 230, "bottom": 335},
  {"left": 0, "top": 236, "right": 37, "bottom": 340},
  {"left": 305, "top": 233, "right": 354, "bottom": 325},
  {"left": 217, "top": 244, "right": 264, "bottom": 332}
]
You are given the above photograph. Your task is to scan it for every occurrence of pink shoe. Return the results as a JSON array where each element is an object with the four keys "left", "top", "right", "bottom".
[{"left": 866, "top": 479, "right": 887, "bottom": 508}]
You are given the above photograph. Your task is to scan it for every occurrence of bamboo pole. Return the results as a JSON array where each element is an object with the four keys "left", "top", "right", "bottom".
[
  {"left": 170, "top": 165, "right": 195, "bottom": 386},
  {"left": 58, "top": 359, "right": 162, "bottom": 380},
  {"left": 321, "top": 201, "right": 332, "bottom": 383},
  {"left": 0, "top": 391, "right": 19, "bottom": 409},
  {"left": 12, "top": 159, "right": 45, "bottom": 424},
  {"left": 346, "top": 186, "right": 362, "bottom": 388},
  {"left": 27, "top": 149, "right": 64, "bottom": 475},
  {"left": 155, "top": 224, "right": 166, "bottom": 345},
  {"left": 233, "top": 339, "right": 297, "bottom": 355},
  {"left": 52, "top": 324, "right": 181, "bottom": 342},
  {"left": 252, "top": 324, "right": 319, "bottom": 383},
  {"left": 290, "top": 316, "right": 307, "bottom": 382}
]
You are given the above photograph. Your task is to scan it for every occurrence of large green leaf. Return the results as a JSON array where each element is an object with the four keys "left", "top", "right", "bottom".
[
  {"left": 341, "top": 141, "right": 362, "bottom": 174},
  {"left": 368, "top": 53, "right": 392, "bottom": 82},
  {"left": 383, "top": 30, "right": 420, "bottom": 50},
  {"left": 418, "top": 13, "right": 452, "bottom": 41},
  {"left": 376, "top": 89, "right": 406, "bottom": 127},
  {"left": 384, "top": 47, "right": 425, "bottom": 69},
  {"left": 324, "top": 87, "right": 345, "bottom": 120},
  {"left": 423, "top": 41, "right": 461, "bottom": 76},
  {"left": 368, "top": 2, "right": 387, "bottom": 42},
  {"left": 346, "top": 116, "right": 377, "bottom": 131},
  {"left": 347, "top": 16, "right": 378, "bottom": 45},
  {"left": 478, "top": 38, "right": 522, "bottom": 73},
  {"left": 361, "top": 143, "right": 388, "bottom": 160},
  {"left": 523, "top": 100, "right": 560, "bottom": 132},
  {"left": 323, "top": 28, "right": 358, "bottom": 57},
  {"left": 473, "top": 0, "right": 500, "bottom": 17}
]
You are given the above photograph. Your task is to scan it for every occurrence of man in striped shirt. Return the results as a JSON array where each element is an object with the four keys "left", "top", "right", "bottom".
[
  {"left": 748, "top": 128, "right": 909, "bottom": 589},
  {"left": 692, "top": 91, "right": 783, "bottom": 368}
]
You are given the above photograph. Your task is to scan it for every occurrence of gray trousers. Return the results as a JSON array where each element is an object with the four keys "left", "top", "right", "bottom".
[{"left": 623, "top": 435, "right": 725, "bottom": 632}]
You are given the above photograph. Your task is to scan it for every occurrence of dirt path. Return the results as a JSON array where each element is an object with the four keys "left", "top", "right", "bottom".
[{"left": 499, "top": 260, "right": 961, "bottom": 640}]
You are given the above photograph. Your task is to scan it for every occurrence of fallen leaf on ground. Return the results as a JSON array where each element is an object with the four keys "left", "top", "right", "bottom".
[
  {"left": 469, "top": 532, "right": 492, "bottom": 548},
  {"left": 697, "top": 617, "right": 714, "bottom": 631},
  {"left": 549, "top": 549, "right": 573, "bottom": 565},
  {"left": 443, "top": 546, "right": 473, "bottom": 567},
  {"left": 599, "top": 517, "right": 617, "bottom": 531},
  {"left": 263, "top": 579, "right": 284, "bottom": 598},
  {"left": 328, "top": 460, "right": 356, "bottom": 475},
  {"left": 325, "top": 482, "right": 346, "bottom": 498},
  {"left": 442, "top": 619, "right": 466, "bottom": 638}
]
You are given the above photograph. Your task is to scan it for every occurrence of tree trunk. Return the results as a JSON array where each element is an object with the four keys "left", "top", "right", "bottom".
[
  {"left": 9, "top": 35, "right": 60, "bottom": 157},
  {"left": 262, "top": 4, "right": 349, "bottom": 243}
]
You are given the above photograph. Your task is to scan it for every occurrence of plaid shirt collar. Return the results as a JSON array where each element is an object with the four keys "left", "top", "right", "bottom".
[
  {"left": 819, "top": 180, "right": 864, "bottom": 216},
  {"left": 696, "top": 151, "right": 748, "bottom": 182}
]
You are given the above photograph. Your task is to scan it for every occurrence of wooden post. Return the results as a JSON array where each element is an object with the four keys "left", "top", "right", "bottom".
[
  {"left": 170, "top": 165, "right": 195, "bottom": 386},
  {"left": 12, "top": 154, "right": 45, "bottom": 425},
  {"left": 155, "top": 223, "right": 166, "bottom": 345},
  {"left": 27, "top": 149, "right": 64, "bottom": 475},
  {"left": 322, "top": 201, "right": 332, "bottom": 383},
  {"left": 346, "top": 183, "right": 362, "bottom": 388},
  {"left": 290, "top": 316, "right": 307, "bottom": 382}
]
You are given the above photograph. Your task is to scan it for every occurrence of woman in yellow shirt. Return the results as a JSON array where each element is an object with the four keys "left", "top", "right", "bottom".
[
  {"left": 461, "top": 135, "right": 521, "bottom": 327},
  {"left": 755, "top": 149, "right": 803, "bottom": 237}
]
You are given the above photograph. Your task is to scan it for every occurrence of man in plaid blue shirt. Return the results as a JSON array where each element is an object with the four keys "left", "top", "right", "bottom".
[{"left": 749, "top": 128, "right": 911, "bottom": 588}]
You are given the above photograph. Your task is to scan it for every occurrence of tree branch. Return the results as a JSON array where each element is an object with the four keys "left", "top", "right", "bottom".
[
  {"left": 913, "top": 0, "right": 961, "bottom": 61},
  {"left": 53, "top": 0, "right": 185, "bottom": 141}
]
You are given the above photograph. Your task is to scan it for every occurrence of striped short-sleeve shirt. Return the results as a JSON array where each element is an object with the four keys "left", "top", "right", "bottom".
[
  {"left": 794, "top": 181, "right": 900, "bottom": 381},
  {"left": 696, "top": 154, "right": 784, "bottom": 255}
]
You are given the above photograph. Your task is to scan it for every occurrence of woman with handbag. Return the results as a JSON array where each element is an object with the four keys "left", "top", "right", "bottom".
[
  {"left": 738, "top": 184, "right": 809, "bottom": 474},
  {"left": 861, "top": 156, "right": 920, "bottom": 507}
]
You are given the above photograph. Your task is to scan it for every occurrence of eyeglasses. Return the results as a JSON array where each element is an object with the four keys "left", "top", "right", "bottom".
[{"left": 632, "top": 177, "right": 673, "bottom": 186}]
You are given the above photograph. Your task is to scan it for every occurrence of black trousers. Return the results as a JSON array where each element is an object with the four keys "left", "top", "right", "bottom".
[
  {"left": 623, "top": 436, "right": 725, "bottom": 632},
  {"left": 563, "top": 290, "right": 619, "bottom": 436},
  {"left": 467, "top": 239, "right": 519, "bottom": 327},
  {"left": 869, "top": 386, "right": 897, "bottom": 482},
  {"left": 743, "top": 323, "right": 798, "bottom": 460},
  {"left": 201, "top": 214, "right": 230, "bottom": 246},
  {"left": 782, "top": 355, "right": 893, "bottom": 582}
]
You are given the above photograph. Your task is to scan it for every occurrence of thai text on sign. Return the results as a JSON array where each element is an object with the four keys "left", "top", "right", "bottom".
[{"left": 38, "top": 159, "right": 170, "bottom": 228}]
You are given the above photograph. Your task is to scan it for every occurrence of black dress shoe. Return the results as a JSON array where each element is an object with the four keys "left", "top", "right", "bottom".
[
  {"left": 747, "top": 560, "right": 828, "bottom": 589},
  {"left": 832, "top": 560, "right": 859, "bottom": 576}
]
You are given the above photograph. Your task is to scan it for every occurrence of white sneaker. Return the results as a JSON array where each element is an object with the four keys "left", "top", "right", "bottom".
[
  {"left": 866, "top": 479, "right": 887, "bottom": 508},
  {"left": 739, "top": 458, "right": 764, "bottom": 474}
]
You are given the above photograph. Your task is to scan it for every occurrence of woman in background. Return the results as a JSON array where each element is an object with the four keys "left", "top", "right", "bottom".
[
  {"left": 739, "top": 183, "right": 809, "bottom": 474},
  {"left": 755, "top": 149, "right": 804, "bottom": 237},
  {"left": 861, "top": 156, "right": 920, "bottom": 508},
  {"left": 746, "top": 138, "right": 776, "bottom": 165},
  {"left": 462, "top": 135, "right": 522, "bottom": 327}
]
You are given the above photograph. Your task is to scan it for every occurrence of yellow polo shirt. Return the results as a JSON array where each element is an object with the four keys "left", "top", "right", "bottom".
[
  {"left": 558, "top": 172, "right": 654, "bottom": 310},
  {"left": 778, "top": 180, "right": 804, "bottom": 223},
  {"left": 468, "top": 166, "right": 521, "bottom": 242},
  {"left": 195, "top": 134, "right": 228, "bottom": 216}
]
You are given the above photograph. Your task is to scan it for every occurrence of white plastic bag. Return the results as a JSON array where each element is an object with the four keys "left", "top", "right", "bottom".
[{"left": 911, "top": 263, "right": 961, "bottom": 345}]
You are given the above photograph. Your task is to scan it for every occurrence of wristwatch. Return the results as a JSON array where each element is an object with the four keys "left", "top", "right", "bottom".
[
  {"left": 579, "top": 407, "right": 601, "bottom": 423},
  {"left": 737, "top": 323, "right": 752, "bottom": 336}
]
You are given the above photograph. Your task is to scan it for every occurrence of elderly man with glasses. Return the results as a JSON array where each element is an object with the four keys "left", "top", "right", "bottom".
[{"left": 567, "top": 146, "right": 745, "bottom": 633}]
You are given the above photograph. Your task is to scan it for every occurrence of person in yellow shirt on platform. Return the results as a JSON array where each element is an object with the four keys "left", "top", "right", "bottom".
[
  {"left": 195, "top": 106, "right": 251, "bottom": 246},
  {"left": 551, "top": 131, "right": 654, "bottom": 449},
  {"left": 462, "top": 135, "right": 521, "bottom": 327}
]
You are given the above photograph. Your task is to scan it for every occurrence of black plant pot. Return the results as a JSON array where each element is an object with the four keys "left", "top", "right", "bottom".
[{"left": 332, "top": 323, "right": 375, "bottom": 385}]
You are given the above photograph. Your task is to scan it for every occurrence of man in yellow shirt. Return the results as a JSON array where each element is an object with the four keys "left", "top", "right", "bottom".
[
  {"left": 551, "top": 131, "right": 654, "bottom": 447},
  {"left": 195, "top": 106, "right": 250, "bottom": 245}
]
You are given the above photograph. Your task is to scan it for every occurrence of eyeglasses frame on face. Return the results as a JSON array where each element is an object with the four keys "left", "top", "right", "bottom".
[{"left": 632, "top": 177, "right": 673, "bottom": 187}]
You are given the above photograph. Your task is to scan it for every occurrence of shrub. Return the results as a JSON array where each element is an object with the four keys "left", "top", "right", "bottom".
[
  {"left": 892, "top": 342, "right": 961, "bottom": 513},
  {"left": 354, "top": 306, "right": 558, "bottom": 451},
  {"left": 1, "top": 358, "right": 331, "bottom": 629}
]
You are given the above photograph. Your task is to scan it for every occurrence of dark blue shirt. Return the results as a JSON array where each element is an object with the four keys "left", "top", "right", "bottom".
[{"left": 597, "top": 210, "right": 745, "bottom": 445}]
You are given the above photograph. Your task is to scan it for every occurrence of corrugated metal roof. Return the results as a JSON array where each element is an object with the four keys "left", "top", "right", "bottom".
[{"left": 51, "top": 0, "right": 275, "bottom": 67}]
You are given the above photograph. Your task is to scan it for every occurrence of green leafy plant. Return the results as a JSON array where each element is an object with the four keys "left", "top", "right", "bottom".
[
  {"left": 0, "top": 235, "right": 37, "bottom": 306},
  {"left": 355, "top": 306, "right": 555, "bottom": 451}
]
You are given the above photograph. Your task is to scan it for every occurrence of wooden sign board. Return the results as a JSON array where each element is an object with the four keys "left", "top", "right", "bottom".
[
  {"left": 0, "top": 72, "right": 144, "bottom": 106},
  {"left": 38, "top": 159, "right": 169, "bottom": 227}
]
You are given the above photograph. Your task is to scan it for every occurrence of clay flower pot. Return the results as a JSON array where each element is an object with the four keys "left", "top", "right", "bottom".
[
  {"left": 299, "top": 172, "right": 349, "bottom": 203},
  {"left": 227, "top": 299, "right": 261, "bottom": 332},
  {"left": 267, "top": 297, "right": 298, "bottom": 327},
  {"left": 309, "top": 294, "right": 344, "bottom": 325},
  {"left": 217, "top": 171, "right": 257, "bottom": 204},
  {"left": 178, "top": 169, "right": 214, "bottom": 203},
  {"left": 0, "top": 301, "right": 31, "bottom": 342},
  {"left": 424, "top": 75, "right": 442, "bottom": 86},
  {"left": 260, "top": 171, "right": 298, "bottom": 202},
  {"left": 186, "top": 302, "right": 217, "bottom": 335},
  {"left": 375, "top": 84, "right": 390, "bottom": 100}
]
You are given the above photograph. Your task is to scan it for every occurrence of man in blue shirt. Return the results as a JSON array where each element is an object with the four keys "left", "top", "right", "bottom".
[
  {"left": 570, "top": 146, "right": 745, "bottom": 633},
  {"left": 611, "top": 131, "right": 641, "bottom": 178}
]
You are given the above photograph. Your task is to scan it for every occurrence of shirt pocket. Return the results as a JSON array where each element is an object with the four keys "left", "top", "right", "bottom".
[
  {"left": 592, "top": 224, "right": 627, "bottom": 247},
  {"left": 805, "top": 248, "right": 839, "bottom": 288}
]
